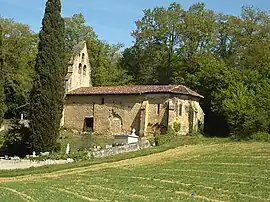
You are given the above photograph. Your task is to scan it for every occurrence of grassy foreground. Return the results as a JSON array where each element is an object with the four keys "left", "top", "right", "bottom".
[{"left": 0, "top": 140, "right": 269, "bottom": 201}]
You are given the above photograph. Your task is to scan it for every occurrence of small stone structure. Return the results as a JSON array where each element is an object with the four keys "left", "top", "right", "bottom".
[
  {"left": 115, "top": 129, "right": 139, "bottom": 144},
  {"left": 114, "top": 135, "right": 139, "bottom": 144},
  {"left": 91, "top": 139, "right": 151, "bottom": 158}
]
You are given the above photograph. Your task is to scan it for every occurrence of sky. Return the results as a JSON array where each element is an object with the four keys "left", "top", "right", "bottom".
[{"left": 0, "top": 0, "right": 269, "bottom": 48}]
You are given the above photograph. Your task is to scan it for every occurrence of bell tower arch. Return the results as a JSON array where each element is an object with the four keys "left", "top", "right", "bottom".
[{"left": 65, "top": 41, "right": 92, "bottom": 93}]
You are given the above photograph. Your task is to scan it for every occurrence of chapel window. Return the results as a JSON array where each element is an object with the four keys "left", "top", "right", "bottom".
[
  {"left": 82, "top": 53, "right": 85, "bottom": 62},
  {"left": 78, "top": 63, "right": 82, "bottom": 74},
  {"left": 83, "top": 65, "right": 87, "bottom": 76}
]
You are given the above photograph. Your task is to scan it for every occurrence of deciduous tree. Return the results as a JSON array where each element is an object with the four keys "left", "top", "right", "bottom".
[
  {"left": 0, "top": 18, "right": 37, "bottom": 118},
  {"left": 122, "top": 3, "right": 270, "bottom": 138}
]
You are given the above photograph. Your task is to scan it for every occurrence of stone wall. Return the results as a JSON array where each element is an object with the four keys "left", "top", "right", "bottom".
[
  {"left": 167, "top": 96, "right": 204, "bottom": 135},
  {"left": 91, "top": 139, "right": 151, "bottom": 158},
  {"left": 63, "top": 93, "right": 204, "bottom": 136},
  {"left": 64, "top": 94, "right": 144, "bottom": 134},
  {"left": 0, "top": 140, "right": 151, "bottom": 170},
  {"left": 0, "top": 158, "right": 74, "bottom": 170},
  {"left": 63, "top": 103, "right": 94, "bottom": 130}
]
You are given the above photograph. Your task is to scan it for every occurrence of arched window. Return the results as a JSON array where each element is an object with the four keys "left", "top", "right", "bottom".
[
  {"left": 82, "top": 53, "right": 85, "bottom": 62},
  {"left": 83, "top": 65, "right": 87, "bottom": 76},
  {"left": 78, "top": 63, "right": 82, "bottom": 74}
]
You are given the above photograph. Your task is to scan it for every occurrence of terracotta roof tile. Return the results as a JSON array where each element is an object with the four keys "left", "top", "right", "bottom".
[{"left": 67, "top": 85, "right": 203, "bottom": 98}]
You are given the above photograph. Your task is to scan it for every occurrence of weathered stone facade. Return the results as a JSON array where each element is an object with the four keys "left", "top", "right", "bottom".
[
  {"left": 63, "top": 89, "right": 204, "bottom": 136},
  {"left": 63, "top": 42, "right": 204, "bottom": 136}
]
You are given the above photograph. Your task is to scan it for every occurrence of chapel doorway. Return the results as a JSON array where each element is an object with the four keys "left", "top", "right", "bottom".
[{"left": 84, "top": 117, "right": 94, "bottom": 132}]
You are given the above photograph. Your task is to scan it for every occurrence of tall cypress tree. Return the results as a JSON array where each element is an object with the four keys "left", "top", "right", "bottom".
[
  {"left": 0, "top": 25, "right": 5, "bottom": 124},
  {"left": 29, "top": 0, "right": 66, "bottom": 152}
]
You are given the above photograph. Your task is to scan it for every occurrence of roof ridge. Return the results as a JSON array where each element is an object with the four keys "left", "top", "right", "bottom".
[
  {"left": 67, "top": 85, "right": 203, "bottom": 98},
  {"left": 171, "top": 85, "right": 181, "bottom": 91},
  {"left": 182, "top": 85, "right": 192, "bottom": 93}
]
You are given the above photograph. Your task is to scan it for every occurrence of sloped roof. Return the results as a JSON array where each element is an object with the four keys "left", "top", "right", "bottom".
[{"left": 67, "top": 85, "right": 203, "bottom": 98}]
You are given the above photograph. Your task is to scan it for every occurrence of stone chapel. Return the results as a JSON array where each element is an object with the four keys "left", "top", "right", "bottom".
[{"left": 62, "top": 41, "right": 204, "bottom": 136}]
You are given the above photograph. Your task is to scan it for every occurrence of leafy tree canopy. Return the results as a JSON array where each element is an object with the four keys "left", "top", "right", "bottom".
[{"left": 121, "top": 3, "right": 270, "bottom": 138}]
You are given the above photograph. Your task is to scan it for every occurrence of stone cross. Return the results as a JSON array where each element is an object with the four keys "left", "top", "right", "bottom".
[
  {"left": 32, "top": 151, "right": 36, "bottom": 157},
  {"left": 131, "top": 128, "right": 137, "bottom": 136},
  {"left": 66, "top": 143, "right": 70, "bottom": 155}
]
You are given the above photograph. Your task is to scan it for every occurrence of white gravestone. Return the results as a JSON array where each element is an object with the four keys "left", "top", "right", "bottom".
[
  {"left": 114, "top": 128, "right": 139, "bottom": 144},
  {"left": 66, "top": 143, "right": 70, "bottom": 155}
]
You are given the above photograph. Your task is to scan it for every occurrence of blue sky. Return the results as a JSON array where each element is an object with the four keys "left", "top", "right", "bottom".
[{"left": 0, "top": 0, "right": 269, "bottom": 47}]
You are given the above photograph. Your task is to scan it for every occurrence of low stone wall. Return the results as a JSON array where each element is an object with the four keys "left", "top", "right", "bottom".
[
  {"left": 0, "top": 158, "right": 74, "bottom": 170},
  {"left": 0, "top": 140, "right": 151, "bottom": 170},
  {"left": 91, "top": 139, "right": 151, "bottom": 158}
]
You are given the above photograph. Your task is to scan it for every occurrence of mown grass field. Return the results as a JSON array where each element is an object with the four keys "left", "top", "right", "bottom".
[{"left": 0, "top": 141, "right": 269, "bottom": 202}]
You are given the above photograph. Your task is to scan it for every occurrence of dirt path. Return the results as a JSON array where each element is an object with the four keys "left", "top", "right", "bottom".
[{"left": 0, "top": 142, "right": 263, "bottom": 184}]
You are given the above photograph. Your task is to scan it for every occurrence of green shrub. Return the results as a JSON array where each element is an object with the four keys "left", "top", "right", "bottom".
[
  {"left": 0, "top": 132, "right": 5, "bottom": 146},
  {"left": 251, "top": 132, "right": 269, "bottom": 142},
  {"left": 78, "top": 133, "right": 94, "bottom": 151},
  {"left": 3, "top": 121, "right": 31, "bottom": 157},
  {"left": 198, "top": 121, "right": 204, "bottom": 135},
  {"left": 188, "top": 130, "right": 203, "bottom": 137},
  {"left": 148, "top": 136, "right": 155, "bottom": 146},
  {"left": 28, "top": 150, "right": 90, "bottom": 162},
  {"left": 154, "top": 126, "right": 177, "bottom": 146},
  {"left": 54, "top": 142, "right": 61, "bottom": 152},
  {"left": 173, "top": 122, "right": 181, "bottom": 132}
]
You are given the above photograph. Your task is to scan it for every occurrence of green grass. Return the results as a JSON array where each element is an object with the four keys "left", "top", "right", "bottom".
[
  {"left": 0, "top": 139, "right": 269, "bottom": 201},
  {"left": 0, "top": 136, "right": 223, "bottom": 178},
  {"left": 59, "top": 131, "right": 114, "bottom": 152},
  {"left": 0, "top": 130, "right": 114, "bottom": 155}
]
